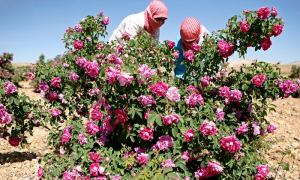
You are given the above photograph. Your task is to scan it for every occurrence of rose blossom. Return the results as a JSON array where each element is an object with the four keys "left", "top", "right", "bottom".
[
  {"left": 61, "top": 128, "right": 71, "bottom": 144},
  {"left": 268, "top": 124, "right": 277, "bottom": 133},
  {"left": 255, "top": 174, "right": 265, "bottom": 180},
  {"left": 184, "top": 129, "right": 194, "bottom": 142},
  {"left": 79, "top": 133, "right": 87, "bottom": 144},
  {"left": 282, "top": 80, "right": 297, "bottom": 94},
  {"left": 91, "top": 109, "right": 103, "bottom": 121},
  {"left": 207, "top": 161, "right": 224, "bottom": 177},
  {"left": 96, "top": 135, "right": 109, "bottom": 146},
  {"left": 156, "top": 135, "right": 174, "bottom": 151},
  {"left": 5, "top": 82, "right": 16, "bottom": 95},
  {"left": 86, "top": 122, "right": 100, "bottom": 135},
  {"left": 105, "top": 66, "right": 120, "bottom": 84},
  {"left": 138, "top": 64, "right": 157, "bottom": 83},
  {"left": 0, "top": 111, "right": 12, "bottom": 125},
  {"left": 216, "top": 108, "right": 225, "bottom": 122},
  {"left": 117, "top": 72, "right": 134, "bottom": 86},
  {"left": 161, "top": 159, "right": 175, "bottom": 170},
  {"left": 230, "top": 90, "right": 242, "bottom": 102},
  {"left": 162, "top": 114, "right": 179, "bottom": 125},
  {"left": 28, "top": 72, "right": 35, "bottom": 80},
  {"left": 102, "top": 17, "right": 109, "bottom": 25},
  {"left": 139, "top": 127, "right": 153, "bottom": 140},
  {"left": 184, "top": 50, "right": 194, "bottom": 62},
  {"left": 186, "top": 93, "right": 204, "bottom": 106},
  {"left": 8, "top": 135, "right": 22, "bottom": 147},
  {"left": 90, "top": 163, "right": 100, "bottom": 176},
  {"left": 236, "top": 122, "right": 248, "bottom": 135},
  {"left": 47, "top": 91, "right": 58, "bottom": 101},
  {"left": 75, "top": 24, "right": 83, "bottom": 32},
  {"left": 181, "top": 150, "right": 192, "bottom": 164},
  {"left": 173, "top": 51, "right": 179, "bottom": 58},
  {"left": 69, "top": 72, "right": 79, "bottom": 81},
  {"left": 258, "top": 7, "right": 270, "bottom": 19},
  {"left": 219, "top": 136, "right": 242, "bottom": 153},
  {"left": 240, "top": 21, "right": 249, "bottom": 33},
  {"left": 271, "top": 7, "right": 278, "bottom": 17},
  {"left": 137, "top": 95, "right": 156, "bottom": 107},
  {"left": 261, "top": 37, "right": 272, "bottom": 51},
  {"left": 167, "top": 41, "right": 175, "bottom": 49},
  {"left": 74, "top": 41, "right": 84, "bottom": 50},
  {"left": 256, "top": 164, "right": 269, "bottom": 177},
  {"left": 200, "top": 76, "right": 210, "bottom": 88},
  {"left": 200, "top": 120, "right": 218, "bottom": 136},
  {"left": 191, "top": 42, "right": 200, "bottom": 52},
  {"left": 85, "top": 60, "right": 100, "bottom": 78},
  {"left": 272, "top": 24, "right": 283, "bottom": 36},
  {"left": 37, "top": 167, "right": 43, "bottom": 178},
  {"left": 90, "top": 152, "right": 101, "bottom": 163},
  {"left": 219, "top": 86, "right": 230, "bottom": 98},
  {"left": 114, "top": 109, "right": 127, "bottom": 123},
  {"left": 252, "top": 75, "right": 265, "bottom": 87},
  {"left": 51, "top": 77, "right": 61, "bottom": 87},
  {"left": 76, "top": 57, "right": 86, "bottom": 68},
  {"left": 137, "top": 153, "right": 148, "bottom": 165},
  {"left": 149, "top": 82, "right": 168, "bottom": 97},
  {"left": 122, "top": 32, "right": 131, "bottom": 41},
  {"left": 252, "top": 121, "right": 260, "bottom": 136},
  {"left": 166, "top": 87, "right": 181, "bottom": 102}
]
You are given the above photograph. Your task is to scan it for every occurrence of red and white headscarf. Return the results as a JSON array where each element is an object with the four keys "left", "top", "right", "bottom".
[
  {"left": 144, "top": 0, "right": 168, "bottom": 34},
  {"left": 180, "top": 18, "right": 208, "bottom": 52}
]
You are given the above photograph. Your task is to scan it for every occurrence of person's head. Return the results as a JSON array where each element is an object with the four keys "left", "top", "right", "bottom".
[
  {"left": 144, "top": 0, "right": 168, "bottom": 33},
  {"left": 180, "top": 18, "right": 201, "bottom": 47}
]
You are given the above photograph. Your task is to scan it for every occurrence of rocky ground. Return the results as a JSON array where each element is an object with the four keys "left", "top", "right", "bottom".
[{"left": 0, "top": 81, "right": 300, "bottom": 179}]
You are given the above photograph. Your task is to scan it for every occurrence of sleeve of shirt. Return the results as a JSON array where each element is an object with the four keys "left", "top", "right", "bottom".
[{"left": 173, "top": 34, "right": 186, "bottom": 79}]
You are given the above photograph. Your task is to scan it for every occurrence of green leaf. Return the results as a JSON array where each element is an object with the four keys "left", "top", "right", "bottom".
[
  {"left": 172, "top": 127, "right": 178, "bottom": 137},
  {"left": 163, "top": 167, "right": 172, "bottom": 174},
  {"left": 155, "top": 115, "right": 162, "bottom": 126},
  {"left": 148, "top": 111, "right": 157, "bottom": 123},
  {"left": 167, "top": 173, "right": 178, "bottom": 179},
  {"left": 279, "top": 162, "right": 290, "bottom": 171},
  {"left": 14, "top": 97, "right": 19, "bottom": 106}
]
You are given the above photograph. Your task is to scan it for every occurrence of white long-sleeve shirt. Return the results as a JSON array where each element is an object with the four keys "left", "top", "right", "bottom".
[{"left": 108, "top": 11, "right": 160, "bottom": 43}]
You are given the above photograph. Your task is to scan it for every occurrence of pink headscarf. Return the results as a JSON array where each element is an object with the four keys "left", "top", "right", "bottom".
[
  {"left": 144, "top": 0, "right": 168, "bottom": 34},
  {"left": 180, "top": 18, "right": 202, "bottom": 52}
]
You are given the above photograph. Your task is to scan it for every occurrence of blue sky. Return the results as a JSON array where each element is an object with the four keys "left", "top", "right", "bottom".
[{"left": 0, "top": 0, "right": 299, "bottom": 64}]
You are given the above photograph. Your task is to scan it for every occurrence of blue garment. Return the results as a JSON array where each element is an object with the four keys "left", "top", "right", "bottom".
[{"left": 174, "top": 31, "right": 210, "bottom": 79}]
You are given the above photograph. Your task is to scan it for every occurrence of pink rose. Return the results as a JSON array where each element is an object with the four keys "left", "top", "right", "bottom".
[
  {"left": 8, "top": 135, "right": 22, "bottom": 147},
  {"left": 156, "top": 135, "right": 174, "bottom": 151},
  {"left": 173, "top": 51, "right": 179, "bottom": 58},
  {"left": 51, "top": 77, "right": 61, "bottom": 87},
  {"left": 46, "top": 91, "right": 58, "bottom": 101},
  {"left": 216, "top": 108, "right": 225, "bottom": 122},
  {"left": 37, "top": 167, "right": 43, "bottom": 178},
  {"left": 258, "top": 7, "right": 270, "bottom": 19},
  {"left": 191, "top": 42, "right": 200, "bottom": 52},
  {"left": 201, "top": 76, "right": 211, "bottom": 88},
  {"left": 268, "top": 124, "right": 277, "bottom": 133},
  {"left": 69, "top": 72, "right": 79, "bottom": 81},
  {"left": 102, "top": 17, "right": 109, "bottom": 25},
  {"left": 114, "top": 109, "right": 127, "bottom": 123},
  {"left": 28, "top": 72, "right": 35, "bottom": 80},
  {"left": 137, "top": 95, "right": 156, "bottom": 107},
  {"left": 261, "top": 37, "right": 272, "bottom": 51},
  {"left": 166, "top": 87, "right": 181, "bottom": 102},
  {"left": 184, "top": 50, "right": 194, "bottom": 62},
  {"left": 76, "top": 57, "right": 86, "bottom": 68},
  {"left": 184, "top": 129, "right": 194, "bottom": 143},
  {"left": 167, "top": 41, "right": 175, "bottom": 49},
  {"left": 4, "top": 82, "right": 16, "bottom": 95},
  {"left": 79, "top": 133, "right": 87, "bottom": 144},
  {"left": 255, "top": 174, "right": 265, "bottom": 180},
  {"left": 207, "top": 161, "right": 224, "bottom": 177},
  {"left": 162, "top": 114, "right": 179, "bottom": 126},
  {"left": 252, "top": 75, "right": 265, "bottom": 87},
  {"left": 91, "top": 109, "right": 103, "bottom": 121},
  {"left": 86, "top": 122, "right": 100, "bottom": 135},
  {"left": 85, "top": 60, "right": 100, "bottom": 78},
  {"left": 0, "top": 111, "right": 12, "bottom": 125},
  {"left": 139, "top": 127, "right": 153, "bottom": 140},
  {"left": 117, "top": 72, "right": 134, "bottom": 86},
  {"left": 217, "top": 40, "right": 229, "bottom": 52},
  {"left": 240, "top": 21, "right": 249, "bottom": 33},
  {"left": 256, "top": 164, "right": 269, "bottom": 177},
  {"left": 74, "top": 41, "right": 84, "bottom": 50},
  {"left": 90, "top": 163, "right": 100, "bottom": 176},
  {"left": 271, "top": 7, "right": 278, "bottom": 17},
  {"left": 200, "top": 120, "right": 218, "bottom": 136},
  {"left": 161, "top": 159, "right": 175, "bottom": 170},
  {"left": 219, "top": 136, "right": 242, "bottom": 153},
  {"left": 106, "top": 66, "right": 120, "bottom": 84},
  {"left": 38, "top": 81, "right": 49, "bottom": 92},
  {"left": 89, "top": 152, "right": 101, "bottom": 163},
  {"left": 236, "top": 122, "right": 248, "bottom": 135},
  {"left": 282, "top": 80, "right": 297, "bottom": 94},
  {"left": 149, "top": 82, "right": 168, "bottom": 97},
  {"left": 272, "top": 24, "right": 283, "bottom": 36},
  {"left": 219, "top": 86, "right": 230, "bottom": 98},
  {"left": 61, "top": 128, "right": 71, "bottom": 144},
  {"left": 75, "top": 24, "right": 83, "bottom": 32},
  {"left": 230, "top": 90, "right": 242, "bottom": 102},
  {"left": 186, "top": 93, "right": 204, "bottom": 106},
  {"left": 137, "top": 153, "right": 148, "bottom": 165}
]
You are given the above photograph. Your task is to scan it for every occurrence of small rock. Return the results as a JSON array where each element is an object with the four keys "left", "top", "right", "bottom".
[
  {"left": 294, "top": 137, "right": 300, "bottom": 142},
  {"left": 293, "top": 107, "right": 300, "bottom": 112},
  {"left": 286, "top": 130, "right": 291, "bottom": 134},
  {"left": 291, "top": 112, "right": 297, "bottom": 116},
  {"left": 271, "top": 154, "right": 280, "bottom": 160},
  {"left": 279, "top": 109, "right": 284, "bottom": 114},
  {"left": 288, "top": 101, "right": 294, "bottom": 105},
  {"left": 5, "top": 163, "right": 10, "bottom": 167}
]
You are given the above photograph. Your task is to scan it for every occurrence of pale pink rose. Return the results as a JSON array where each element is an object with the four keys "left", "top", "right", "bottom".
[
  {"left": 0, "top": 111, "right": 12, "bottom": 125},
  {"left": 74, "top": 40, "right": 84, "bottom": 50},
  {"left": 256, "top": 164, "right": 269, "bottom": 177},
  {"left": 60, "top": 147, "right": 65, "bottom": 155},
  {"left": 184, "top": 50, "right": 194, "bottom": 62},
  {"left": 186, "top": 93, "right": 204, "bottom": 106},
  {"left": 105, "top": 157, "right": 109, "bottom": 162},
  {"left": 173, "top": 51, "right": 179, "bottom": 58},
  {"left": 75, "top": 24, "right": 83, "bottom": 32},
  {"left": 261, "top": 37, "right": 272, "bottom": 51},
  {"left": 149, "top": 82, "right": 168, "bottom": 97},
  {"left": 200, "top": 120, "right": 218, "bottom": 135},
  {"left": 166, "top": 87, "right": 181, "bottom": 102},
  {"left": 191, "top": 42, "right": 200, "bottom": 52},
  {"left": 137, "top": 95, "right": 156, "bottom": 107},
  {"left": 215, "top": 108, "right": 225, "bottom": 122},
  {"left": 85, "top": 60, "right": 100, "bottom": 78},
  {"left": 117, "top": 72, "right": 134, "bottom": 86},
  {"left": 63, "top": 63, "right": 69, "bottom": 68},
  {"left": 267, "top": 124, "right": 277, "bottom": 133},
  {"left": 236, "top": 122, "right": 248, "bottom": 135},
  {"left": 86, "top": 122, "right": 100, "bottom": 135},
  {"left": 156, "top": 135, "right": 174, "bottom": 151},
  {"left": 28, "top": 72, "right": 35, "bottom": 80},
  {"left": 271, "top": 7, "right": 278, "bottom": 17},
  {"left": 162, "top": 114, "right": 179, "bottom": 125},
  {"left": 76, "top": 57, "right": 87, "bottom": 68},
  {"left": 79, "top": 133, "right": 87, "bottom": 144},
  {"left": 139, "top": 127, "right": 153, "bottom": 140},
  {"left": 201, "top": 76, "right": 211, "bottom": 88},
  {"left": 181, "top": 150, "right": 192, "bottom": 163},
  {"left": 138, "top": 64, "right": 157, "bottom": 83},
  {"left": 258, "top": 7, "right": 270, "bottom": 19},
  {"left": 230, "top": 90, "right": 242, "bottom": 102},
  {"left": 219, "top": 86, "right": 230, "bottom": 98},
  {"left": 207, "top": 161, "right": 224, "bottom": 177},
  {"left": 252, "top": 121, "right": 260, "bottom": 136},
  {"left": 137, "top": 153, "right": 148, "bottom": 165},
  {"left": 105, "top": 66, "right": 120, "bottom": 84},
  {"left": 272, "top": 24, "right": 283, "bottom": 36},
  {"left": 69, "top": 72, "right": 79, "bottom": 81},
  {"left": 4, "top": 82, "right": 16, "bottom": 94},
  {"left": 184, "top": 129, "right": 194, "bottom": 142},
  {"left": 219, "top": 136, "right": 242, "bottom": 153},
  {"left": 240, "top": 20, "right": 249, "bottom": 33},
  {"left": 161, "top": 159, "right": 175, "bottom": 170},
  {"left": 282, "top": 80, "right": 297, "bottom": 94},
  {"left": 102, "top": 17, "right": 109, "bottom": 25}
]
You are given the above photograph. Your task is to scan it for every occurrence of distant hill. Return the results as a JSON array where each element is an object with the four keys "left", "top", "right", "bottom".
[
  {"left": 286, "top": 61, "right": 300, "bottom": 65},
  {"left": 228, "top": 59, "right": 274, "bottom": 67}
]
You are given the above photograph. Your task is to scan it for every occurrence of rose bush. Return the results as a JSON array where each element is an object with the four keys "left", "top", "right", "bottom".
[{"left": 3, "top": 7, "right": 293, "bottom": 180}]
